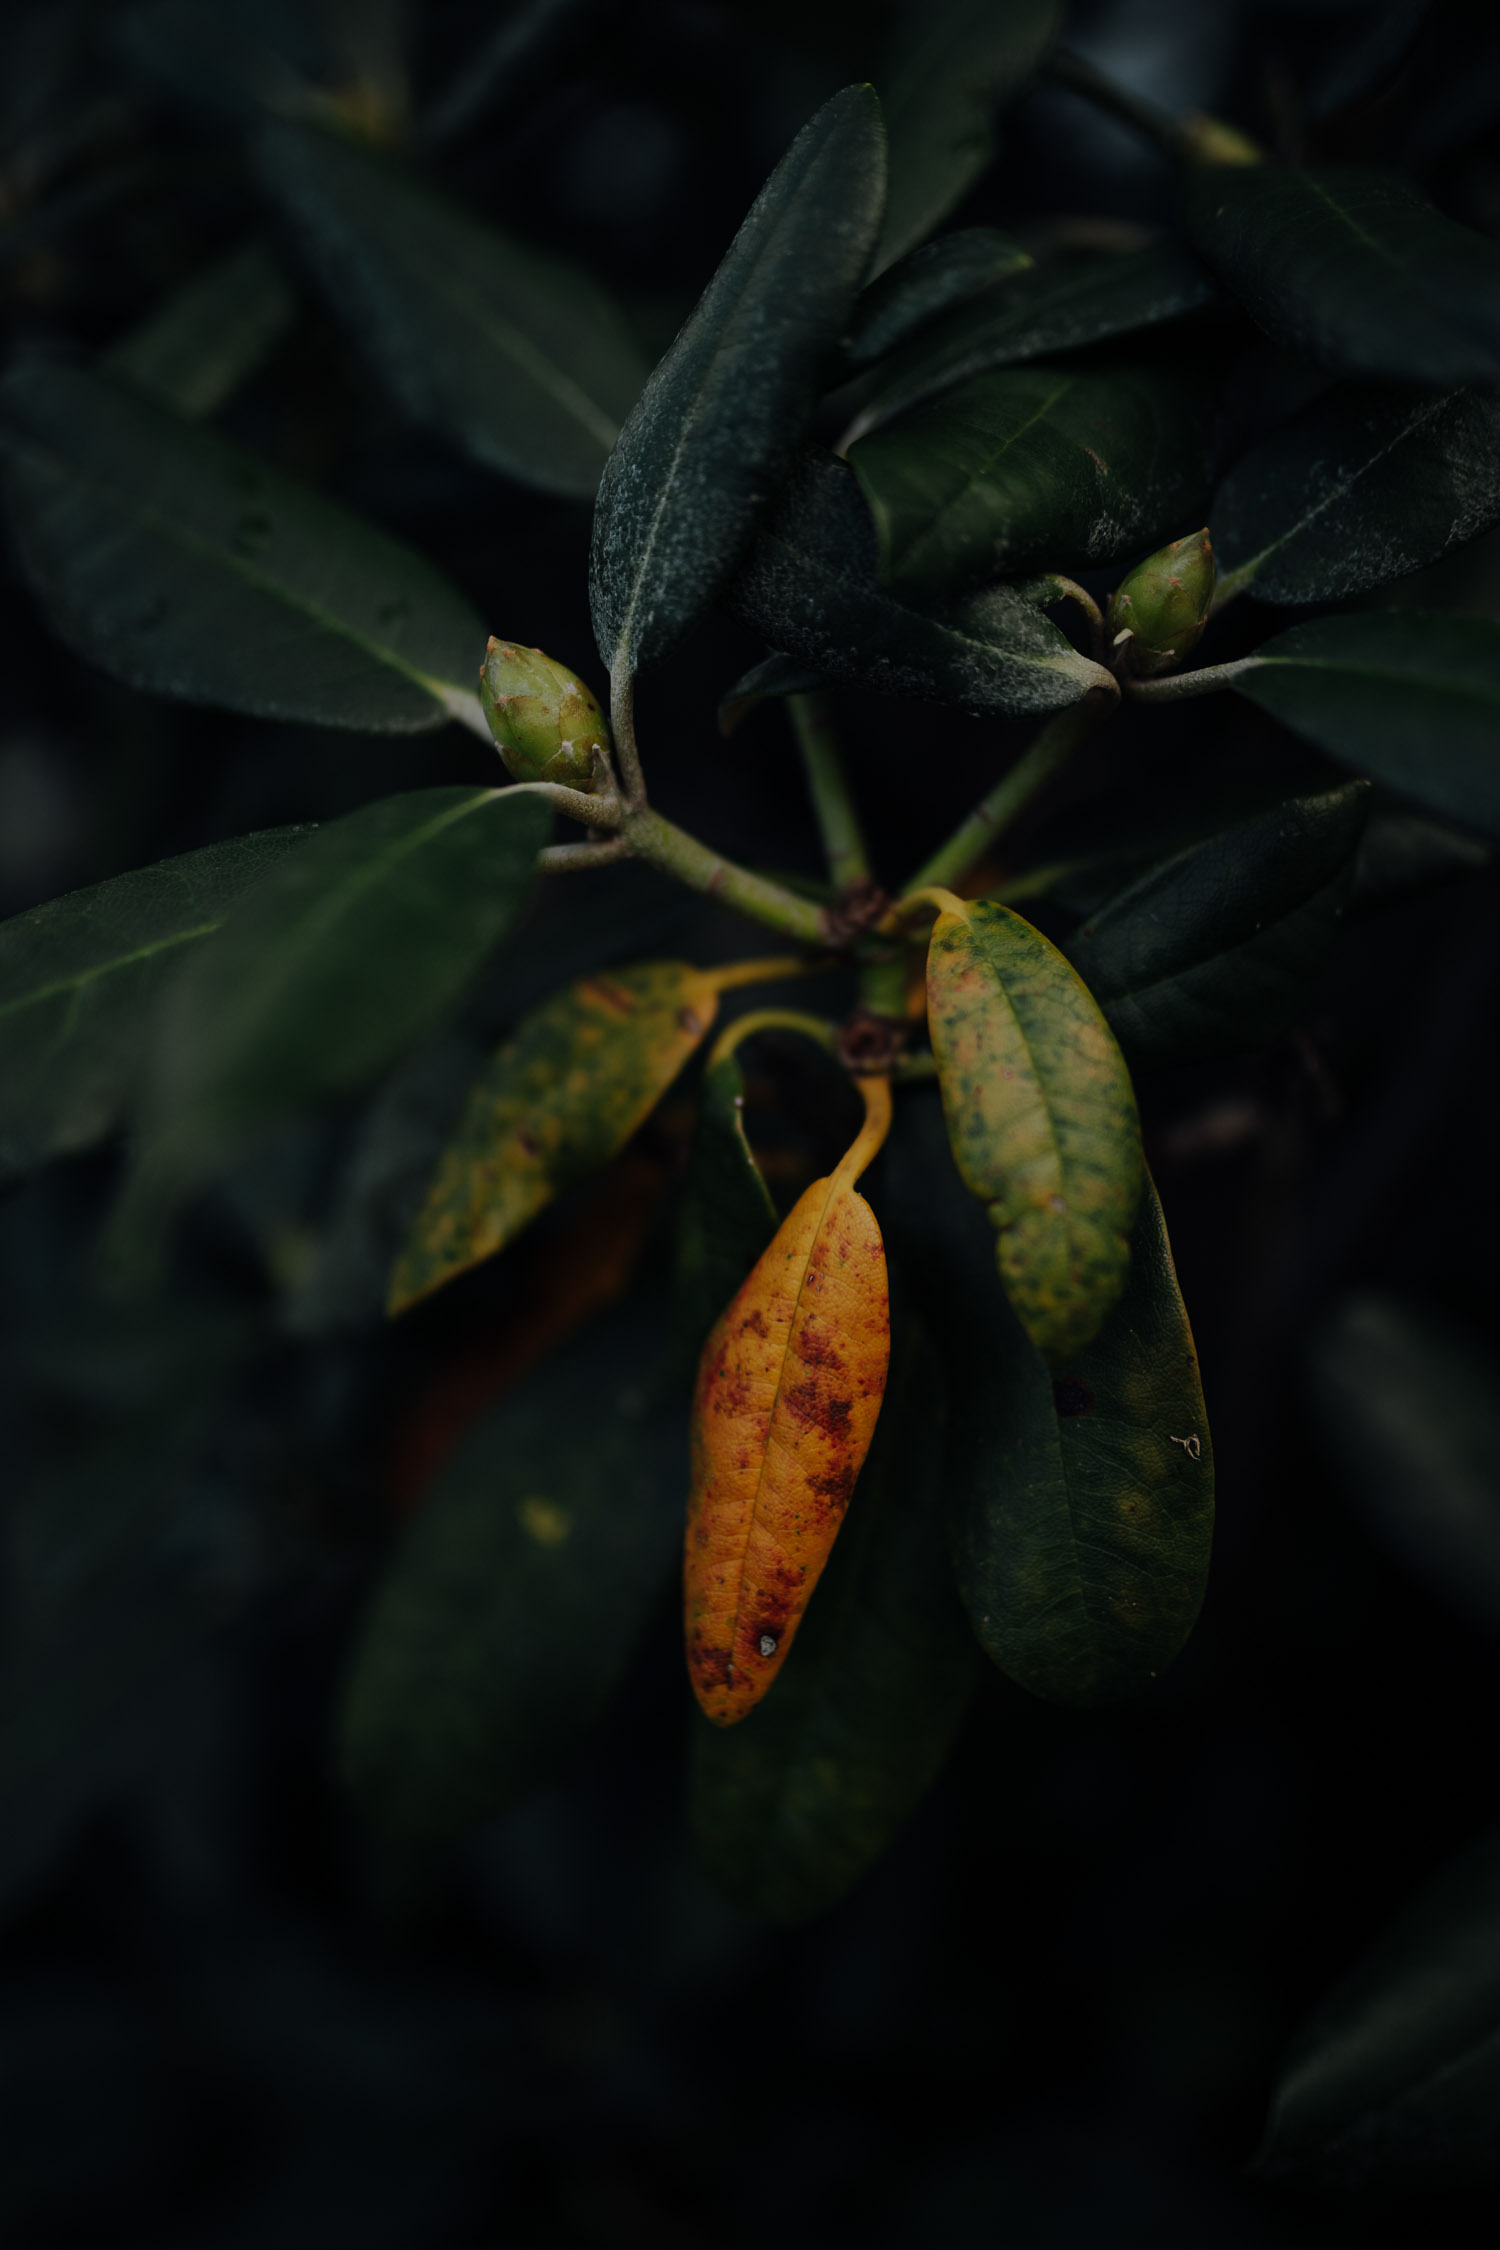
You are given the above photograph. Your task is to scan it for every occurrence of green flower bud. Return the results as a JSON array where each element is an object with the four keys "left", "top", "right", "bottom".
[
  {"left": 1106, "top": 530, "right": 1215, "bottom": 677},
  {"left": 480, "top": 639, "right": 610, "bottom": 790}
]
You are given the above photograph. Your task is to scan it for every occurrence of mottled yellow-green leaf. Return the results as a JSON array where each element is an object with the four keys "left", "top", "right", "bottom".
[
  {"left": 925, "top": 896, "right": 1143, "bottom": 1362},
  {"left": 388, "top": 960, "right": 722, "bottom": 1312}
]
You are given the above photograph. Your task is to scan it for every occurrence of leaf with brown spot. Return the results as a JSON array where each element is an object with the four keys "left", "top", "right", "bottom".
[
  {"left": 685, "top": 1078, "right": 893, "bottom": 1727},
  {"left": 925, "top": 894, "right": 1143, "bottom": 1363},
  {"left": 388, "top": 960, "right": 722, "bottom": 1313}
]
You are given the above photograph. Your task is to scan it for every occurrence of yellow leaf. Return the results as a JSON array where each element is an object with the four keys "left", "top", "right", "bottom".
[{"left": 685, "top": 1076, "right": 893, "bottom": 1726}]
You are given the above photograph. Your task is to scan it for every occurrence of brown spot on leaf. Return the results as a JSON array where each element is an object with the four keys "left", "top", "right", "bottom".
[{"left": 1053, "top": 1377, "right": 1094, "bottom": 1418}]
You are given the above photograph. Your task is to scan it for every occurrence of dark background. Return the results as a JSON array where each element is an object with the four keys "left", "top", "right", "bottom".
[{"left": 3, "top": 2, "right": 1500, "bottom": 2243}]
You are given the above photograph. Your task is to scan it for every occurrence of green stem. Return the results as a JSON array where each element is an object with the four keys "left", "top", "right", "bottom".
[
  {"left": 855, "top": 943, "right": 910, "bottom": 1022},
  {"left": 1125, "top": 656, "right": 1257, "bottom": 704},
  {"left": 623, "top": 806, "right": 830, "bottom": 948},
  {"left": 609, "top": 668, "right": 648, "bottom": 808},
  {"left": 788, "top": 691, "right": 872, "bottom": 891},
  {"left": 901, "top": 694, "right": 1112, "bottom": 899}
]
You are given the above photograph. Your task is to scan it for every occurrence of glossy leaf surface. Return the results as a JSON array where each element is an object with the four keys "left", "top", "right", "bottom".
[
  {"left": 692, "top": 1324, "right": 978, "bottom": 1921},
  {"left": 889, "top": 1092, "right": 1212, "bottom": 1705},
  {"left": 0, "top": 827, "right": 306, "bottom": 1179},
  {"left": 390, "top": 959, "right": 723, "bottom": 1312},
  {"left": 731, "top": 453, "right": 1112, "bottom": 716},
  {"left": 1066, "top": 785, "right": 1368, "bottom": 1066},
  {"left": 1232, "top": 614, "right": 1500, "bottom": 838},
  {"left": 851, "top": 359, "right": 1212, "bottom": 596},
  {"left": 590, "top": 84, "right": 886, "bottom": 677},
  {"left": 685, "top": 1083, "right": 891, "bottom": 1727},
  {"left": 104, "top": 238, "right": 297, "bottom": 418},
  {"left": 1212, "top": 383, "right": 1500, "bottom": 605},
  {"left": 840, "top": 226, "right": 1032, "bottom": 373},
  {"left": 876, "top": 0, "right": 1060, "bottom": 268},
  {"left": 672, "top": 1052, "right": 778, "bottom": 1361},
  {"left": 1183, "top": 163, "right": 1500, "bottom": 387},
  {"left": 927, "top": 898, "right": 1143, "bottom": 1362},
  {"left": 115, "top": 788, "right": 548, "bottom": 1249},
  {"left": 1258, "top": 1822, "right": 1500, "bottom": 2187},
  {"left": 255, "top": 121, "right": 647, "bottom": 498},
  {"left": 340, "top": 1302, "right": 686, "bottom": 1836},
  {"left": 850, "top": 241, "right": 1214, "bottom": 437},
  {"left": 0, "top": 363, "right": 484, "bottom": 731},
  {"left": 1309, "top": 1294, "right": 1500, "bottom": 1641}
]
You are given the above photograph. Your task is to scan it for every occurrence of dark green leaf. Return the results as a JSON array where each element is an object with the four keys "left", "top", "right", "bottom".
[
  {"left": 1183, "top": 163, "right": 1500, "bottom": 388},
  {"left": 1212, "top": 382, "right": 1500, "bottom": 605},
  {"left": 848, "top": 241, "right": 1215, "bottom": 438},
  {"left": 1257, "top": 1821, "right": 1500, "bottom": 2188},
  {"left": 1065, "top": 784, "right": 1369, "bottom": 1066},
  {"left": 338, "top": 1301, "right": 686, "bottom": 1837},
  {"left": 110, "top": 787, "right": 549, "bottom": 1258},
  {"left": 691, "top": 1322, "right": 979, "bottom": 1922},
  {"left": 876, "top": 0, "right": 1060, "bottom": 269},
  {"left": 1353, "top": 809, "right": 1492, "bottom": 912},
  {"left": 730, "top": 452, "right": 1113, "bottom": 717},
  {"left": 718, "top": 653, "right": 831, "bottom": 735},
  {"left": 672, "top": 1051, "right": 778, "bottom": 1365},
  {"left": 103, "top": 238, "right": 298, "bottom": 418},
  {"left": 114, "top": 0, "right": 325, "bottom": 122},
  {"left": 1230, "top": 613, "right": 1500, "bottom": 838},
  {"left": 1309, "top": 1293, "right": 1500, "bottom": 1641},
  {"left": 0, "top": 827, "right": 308, "bottom": 1180},
  {"left": 0, "top": 363, "right": 486, "bottom": 732},
  {"left": 839, "top": 225, "right": 1032, "bottom": 374},
  {"left": 254, "top": 121, "right": 647, "bottom": 499},
  {"left": 590, "top": 85, "right": 886, "bottom": 679},
  {"left": 850, "top": 358, "right": 1213, "bottom": 596},
  {"left": 887, "top": 1091, "right": 1213, "bottom": 1706}
]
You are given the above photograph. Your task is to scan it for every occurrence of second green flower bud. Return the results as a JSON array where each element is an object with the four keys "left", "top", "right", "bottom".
[
  {"left": 480, "top": 639, "right": 610, "bottom": 791},
  {"left": 1106, "top": 530, "right": 1215, "bottom": 677}
]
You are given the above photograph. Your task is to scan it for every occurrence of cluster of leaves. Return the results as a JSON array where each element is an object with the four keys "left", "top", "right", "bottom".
[{"left": 3, "top": 0, "right": 1500, "bottom": 2200}]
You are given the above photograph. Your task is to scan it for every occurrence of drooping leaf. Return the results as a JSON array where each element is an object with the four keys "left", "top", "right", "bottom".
[
  {"left": 111, "top": 787, "right": 549, "bottom": 1258},
  {"left": 339, "top": 1299, "right": 686, "bottom": 1838},
  {"left": 718, "top": 653, "right": 831, "bottom": 736},
  {"left": 0, "top": 362, "right": 485, "bottom": 732},
  {"left": 0, "top": 827, "right": 308, "bottom": 1179},
  {"left": 686, "top": 1080, "right": 892, "bottom": 1727},
  {"left": 730, "top": 452, "right": 1113, "bottom": 717},
  {"left": 1229, "top": 613, "right": 1500, "bottom": 838},
  {"left": 672, "top": 1051, "right": 778, "bottom": 1361},
  {"left": 926, "top": 896, "right": 1143, "bottom": 1363},
  {"left": 691, "top": 1321, "right": 979, "bottom": 1922},
  {"left": 103, "top": 238, "right": 298, "bottom": 418},
  {"left": 875, "top": 0, "right": 1061, "bottom": 269},
  {"left": 1065, "top": 784, "right": 1369, "bottom": 1066},
  {"left": 1308, "top": 1294, "right": 1500, "bottom": 1642},
  {"left": 1212, "top": 382, "right": 1500, "bottom": 605},
  {"left": 847, "top": 240, "right": 1215, "bottom": 439},
  {"left": 887, "top": 1090, "right": 1212, "bottom": 1705},
  {"left": 254, "top": 120, "right": 647, "bottom": 499},
  {"left": 839, "top": 225, "right": 1032, "bottom": 374},
  {"left": 390, "top": 958, "right": 725, "bottom": 1313},
  {"left": 590, "top": 84, "right": 886, "bottom": 679},
  {"left": 1256, "top": 1821, "right": 1500, "bottom": 2188},
  {"left": 849, "top": 358, "right": 1214, "bottom": 597},
  {"left": 1182, "top": 163, "right": 1500, "bottom": 388}
]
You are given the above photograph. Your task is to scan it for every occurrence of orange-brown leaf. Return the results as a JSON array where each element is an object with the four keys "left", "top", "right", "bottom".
[{"left": 684, "top": 1078, "right": 892, "bottom": 1726}]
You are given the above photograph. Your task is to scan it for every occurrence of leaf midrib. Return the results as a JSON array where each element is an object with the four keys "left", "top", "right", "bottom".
[
  {"left": 0, "top": 918, "right": 222, "bottom": 1024},
  {"left": 888, "top": 372, "right": 1076, "bottom": 579},
  {"left": 8, "top": 425, "right": 464, "bottom": 705}
]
